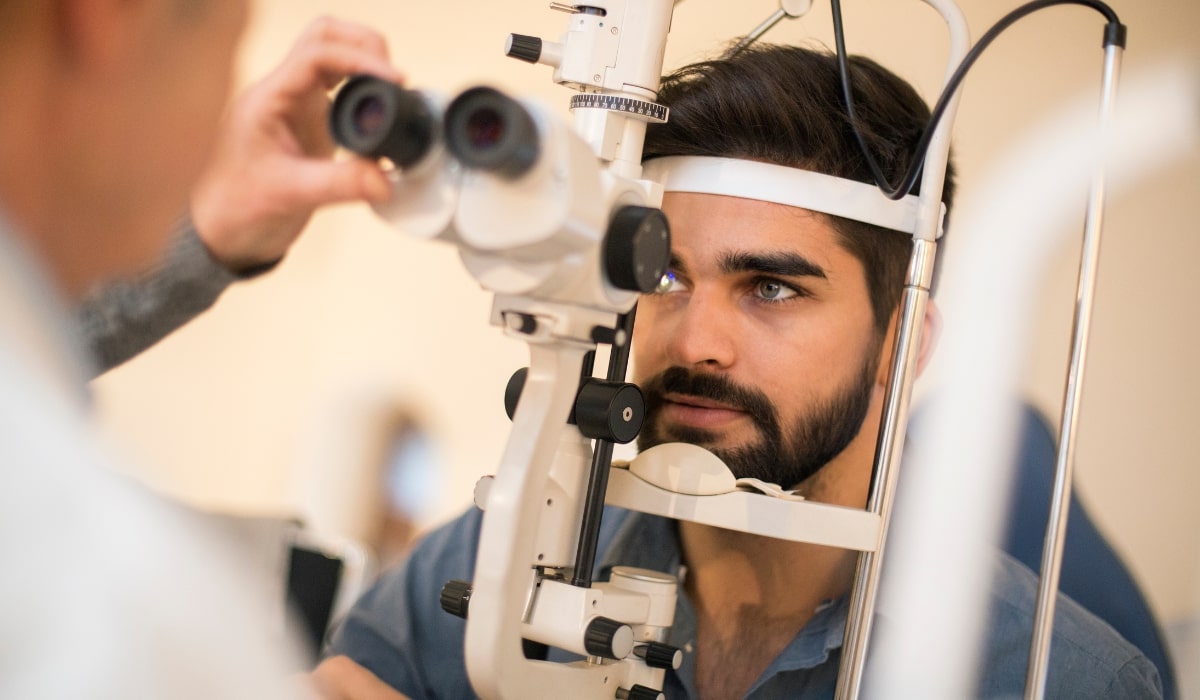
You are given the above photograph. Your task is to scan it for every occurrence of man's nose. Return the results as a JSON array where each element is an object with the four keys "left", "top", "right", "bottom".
[{"left": 663, "top": 292, "right": 737, "bottom": 369}]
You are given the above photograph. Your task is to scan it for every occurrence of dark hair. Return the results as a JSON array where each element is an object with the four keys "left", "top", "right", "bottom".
[{"left": 644, "top": 44, "right": 955, "bottom": 333}]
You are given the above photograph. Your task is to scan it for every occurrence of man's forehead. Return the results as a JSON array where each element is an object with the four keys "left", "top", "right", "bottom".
[{"left": 662, "top": 192, "right": 844, "bottom": 264}]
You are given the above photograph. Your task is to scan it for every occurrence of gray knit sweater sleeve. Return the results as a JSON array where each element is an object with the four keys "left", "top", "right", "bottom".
[{"left": 78, "top": 217, "right": 239, "bottom": 376}]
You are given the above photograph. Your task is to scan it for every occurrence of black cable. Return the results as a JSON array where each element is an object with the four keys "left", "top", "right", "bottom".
[{"left": 831, "top": 0, "right": 1125, "bottom": 201}]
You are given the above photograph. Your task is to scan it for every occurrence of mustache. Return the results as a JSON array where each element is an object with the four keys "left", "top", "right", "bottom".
[{"left": 639, "top": 366, "right": 779, "bottom": 433}]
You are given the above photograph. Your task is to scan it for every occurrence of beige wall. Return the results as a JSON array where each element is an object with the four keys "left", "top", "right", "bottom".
[{"left": 93, "top": 0, "right": 1200, "bottom": 632}]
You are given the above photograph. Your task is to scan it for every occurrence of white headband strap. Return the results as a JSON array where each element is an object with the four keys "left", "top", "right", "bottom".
[{"left": 642, "top": 156, "right": 942, "bottom": 238}]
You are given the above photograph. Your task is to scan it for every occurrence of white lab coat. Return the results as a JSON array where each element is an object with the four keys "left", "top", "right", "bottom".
[{"left": 0, "top": 216, "right": 302, "bottom": 699}]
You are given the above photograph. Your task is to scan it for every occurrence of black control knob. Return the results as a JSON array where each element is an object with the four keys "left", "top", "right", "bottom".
[
  {"left": 604, "top": 206, "right": 671, "bottom": 293},
  {"left": 575, "top": 380, "right": 644, "bottom": 444},
  {"left": 583, "top": 616, "right": 634, "bottom": 660},
  {"left": 637, "top": 641, "right": 683, "bottom": 670},
  {"left": 504, "top": 367, "right": 528, "bottom": 420},
  {"left": 440, "top": 579, "right": 473, "bottom": 619},
  {"left": 505, "top": 33, "right": 543, "bottom": 63},
  {"left": 617, "top": 685, "right": 665, "bottom": 700}
]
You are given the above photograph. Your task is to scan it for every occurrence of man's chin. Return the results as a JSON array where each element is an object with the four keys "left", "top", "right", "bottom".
[{"left": 661, "top": 417, "right": 768, "bottom": 443}]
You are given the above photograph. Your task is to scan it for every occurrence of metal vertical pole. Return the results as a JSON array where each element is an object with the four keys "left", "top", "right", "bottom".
[
  {"left": 1024, "top": 41, "right": 1123, "bottom": 700},
  {"left": 835, "top": 241, "right": 935, "bottom": 699},
  {"left": 834, "top": 1, "right": 969, "bottom": 695}
]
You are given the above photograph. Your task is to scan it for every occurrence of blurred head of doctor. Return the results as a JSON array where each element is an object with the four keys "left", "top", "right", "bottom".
[{"left": 0, "top": 0, "right": 249, "bottom": 298}]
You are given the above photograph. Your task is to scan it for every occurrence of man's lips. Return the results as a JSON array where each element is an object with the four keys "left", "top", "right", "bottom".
[
  {"left": 660, "top": 393, "right": 749, "bottom": 429},
  {"left": 663, "top": 392, "right": 741, "bottom": 411}
]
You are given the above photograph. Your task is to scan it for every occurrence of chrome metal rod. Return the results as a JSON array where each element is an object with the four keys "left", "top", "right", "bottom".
[
  {"left": 835, "top": 240, "right": 936, "bottom": 700},
  {"left": 1024, "top": 42, "right": 1123, "bottom": 700},
  {"left": 726, "top": 9, "right": 786, "bottom": 58},
  {"left": 835, "top": 0, "right": 967, "bottom": 693}
]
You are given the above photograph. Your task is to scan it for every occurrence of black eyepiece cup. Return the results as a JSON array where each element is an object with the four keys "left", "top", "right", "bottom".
[
  {"left": 444, "top": 87, "right": 539, "bottom": 179},
  {"left": 329, "top": 75, "right": 436, "bottom": 169}
]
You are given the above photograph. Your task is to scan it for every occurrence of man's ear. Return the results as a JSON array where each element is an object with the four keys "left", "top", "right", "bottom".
[
  {"left": 875, "top": 298, "right": 943, "bottom": 386},
  {"left": 915, "top": 298, "right": 942, "bottom": 377}
]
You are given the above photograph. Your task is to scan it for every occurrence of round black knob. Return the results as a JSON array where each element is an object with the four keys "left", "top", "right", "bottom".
[
  {"left": 329, "top": 75, "right": 436, "bottom": 169},
  {"left": 505, "top": 34, "right": 543, "bottom": 63},
  {"left": 604, "top": 206, "right": 671, "bottom": 293},
  {"left": 638, "top": 642, "right": 683, "bottom": 670},
  {"left": 618, "top": 685, "right": 665, "bottom": 700},
  {"left": 440, "top": 579, "right": 473, "bottom": 619},
  {"left": 504, "top": 367, "right": 528, "bottom": 421},
  {"left": 583, "top": 616, "right": 633, "bottom": 660},
  {"left": 444, "top": 86, "right": 539, "bottom": 179},
  {"left": 575, "top": 380, "right": 644, "bottom": 444}
]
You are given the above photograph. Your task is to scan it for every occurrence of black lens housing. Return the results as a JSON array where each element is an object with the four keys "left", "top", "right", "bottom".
[
  {"left": 444, "top": 86, "right": 539, "bottom": 179},
  {"left": 329, "top": 75, "right": 436, "bottom": 169}
]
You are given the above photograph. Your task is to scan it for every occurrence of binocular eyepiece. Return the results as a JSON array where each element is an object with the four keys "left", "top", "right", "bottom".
[
  {"left": 330, "top": 77, "right": 540, "bottom": 179},
  {"left": 444, "top": 87, "right": 539, "bottom": 179},
  {"left": 329, "top": 75, "right": 437, "bottom": 169}
]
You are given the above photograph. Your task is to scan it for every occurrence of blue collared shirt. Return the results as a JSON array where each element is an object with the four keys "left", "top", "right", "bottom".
[{"left": 327, "top": 506, "right": 1161, "bottom": 699}]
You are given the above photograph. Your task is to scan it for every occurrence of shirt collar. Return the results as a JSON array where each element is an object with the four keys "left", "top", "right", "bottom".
[{"left": 764, "top": 595, "right": 849, "bottom": 673}]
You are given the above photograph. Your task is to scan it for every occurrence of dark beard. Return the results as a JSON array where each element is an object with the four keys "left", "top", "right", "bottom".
[{"left": 636, "top": 357, "right": 878, "bottom": 490}]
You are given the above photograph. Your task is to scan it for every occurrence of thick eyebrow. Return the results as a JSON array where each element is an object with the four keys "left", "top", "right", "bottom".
[{"left": 719, "top": 251, "right": 828, "bottom": 280}]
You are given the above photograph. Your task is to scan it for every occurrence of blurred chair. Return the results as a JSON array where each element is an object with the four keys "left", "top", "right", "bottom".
[
  {"left": 909, "top": 401, "right": 1176, "bottom": 697},
  {"left": 285, "top": 527, "right": 375, "bottom": 665},
  {"left": 1001, "top": 404, "right": 1177, "bottom": 699}
]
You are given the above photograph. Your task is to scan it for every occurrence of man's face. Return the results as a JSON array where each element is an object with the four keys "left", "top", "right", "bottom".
[{"left": 633, "top": 192, "right": 885, "bottom": 492}]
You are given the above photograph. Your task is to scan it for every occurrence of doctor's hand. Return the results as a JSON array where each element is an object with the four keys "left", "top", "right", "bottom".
[
  {"left": 306, "top": 655, "right": 412, "bottom": 700},
  {"left": 190, "top": 17, "right": 402, "bottom": 273}
]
